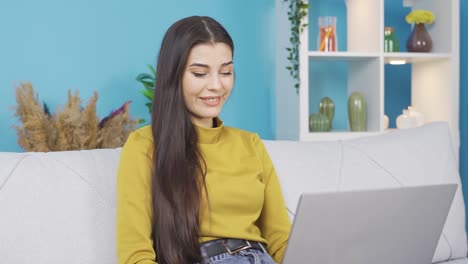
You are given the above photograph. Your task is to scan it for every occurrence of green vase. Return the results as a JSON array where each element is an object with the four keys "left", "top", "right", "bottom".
[
  {"left": 348, "top": 92, "right": 367, "bottom": 131},
  {"left": 319, "top": 97, "right": 335, "bottom": 131},
  {"left": 309, "top": 113, "right": 330, "bottom": 132}
]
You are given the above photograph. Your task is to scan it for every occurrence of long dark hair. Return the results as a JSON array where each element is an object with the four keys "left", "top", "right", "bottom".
[{"left": 151, "top": 16, "right": 234, "bottom": 264}]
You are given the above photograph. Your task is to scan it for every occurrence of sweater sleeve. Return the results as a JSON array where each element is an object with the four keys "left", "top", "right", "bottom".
[
  {"left": 116, "top": 130, "right": 157, "bottom": 264},
  {"left": 253, "top": 134, "right": 292, "bottom": 263}
]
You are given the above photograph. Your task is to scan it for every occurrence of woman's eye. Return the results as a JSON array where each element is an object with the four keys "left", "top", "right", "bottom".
[
  {"left": 192, "top": 72, "right": 207, "bottom": 77},
  {"left": 220, "top": 71, "right": 233, "bottom": 76}
]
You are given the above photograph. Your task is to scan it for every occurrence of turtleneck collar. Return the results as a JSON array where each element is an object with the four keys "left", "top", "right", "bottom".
[{"left": 195, "top": 117, "right": 223, "bottom": 144}]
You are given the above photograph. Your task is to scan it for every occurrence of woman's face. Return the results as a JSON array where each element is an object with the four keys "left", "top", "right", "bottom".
[{"left": 182, "top": 42, "right": 234, "bottom": 128}]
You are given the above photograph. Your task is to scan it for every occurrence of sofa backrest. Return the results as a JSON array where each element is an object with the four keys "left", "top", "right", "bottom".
[
  {"left": 0, "top": 148, "right": 121, "bottom": 263},
  {"left": 264, "top": 122, "right": 467, "bottom": 263},
  {"left": 0, "top": 122, "right": 465, "bottom": 263}
]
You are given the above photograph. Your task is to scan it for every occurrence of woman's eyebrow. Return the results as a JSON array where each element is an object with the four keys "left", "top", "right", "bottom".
[
  {"left": 188, "top": 61, "right": 234, "bottom": 68},
  {"left": 221, "top": 61, "right": 233, "bottom": 66},
  {"left": 188, "top": 63, "right": 209, "bottom": 68}
]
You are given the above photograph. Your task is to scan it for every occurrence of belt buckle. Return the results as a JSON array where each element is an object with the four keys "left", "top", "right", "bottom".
[{"left": 221, "top": 240, "right": 252, "bottom": 255}]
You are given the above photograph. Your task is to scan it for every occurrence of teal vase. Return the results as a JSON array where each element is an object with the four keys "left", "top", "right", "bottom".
[
  {"left": 309, "top": 113, "right": 330, "bottom": 132},
  {"left": 319, "top": 97, "right": 335, "bottom": 131},
  {"left": 348, "top": 92, "right": 367, "bottom": 131}
]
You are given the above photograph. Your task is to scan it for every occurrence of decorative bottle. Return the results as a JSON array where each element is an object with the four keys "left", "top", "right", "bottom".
[{"left": 384, "top": 27, "right": 400, "bottom": 52}]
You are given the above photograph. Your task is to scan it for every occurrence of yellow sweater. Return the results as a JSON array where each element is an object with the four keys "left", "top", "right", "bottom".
[{"left": 116, "top": 121, "right": 291, "bottom": 264}]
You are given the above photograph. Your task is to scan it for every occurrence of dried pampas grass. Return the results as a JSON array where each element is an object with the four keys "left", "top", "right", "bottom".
[
  {"left": 13, "top": 82, "right": 138, "bottom": 152},
  {"left": 14, "top": 82, "right": 51, "bottom": 152}
]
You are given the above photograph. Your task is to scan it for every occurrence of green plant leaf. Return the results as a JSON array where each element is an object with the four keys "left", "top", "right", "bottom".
[
  {"left": 141, "top": 90, "right": 154, "bottom": 100},
  {"left": 140, "top": 80, "right": 154, "bottom": 90},
  {"left": 136, "top": 65, "right": 157, "bottom": 117},
  {"left": 284, "top": 0, "right": 309, "bottom": 94},
  {"left": 145, "top": 102, "right": 152, "bottom": 112},
  {"left": 136, "top": 73, "right": 154, "bottom": 81},
  {"left": 146, "top": 64, "right": 156, "bottom": 75}
]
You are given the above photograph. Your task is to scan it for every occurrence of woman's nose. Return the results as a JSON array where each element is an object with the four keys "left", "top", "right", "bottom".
[{"left": 209, "top": 74, "right": 222, "bottom": 90}]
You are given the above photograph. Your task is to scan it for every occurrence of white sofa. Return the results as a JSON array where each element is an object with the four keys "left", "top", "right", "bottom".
[{"left": 0, "top": 122, "right": 466, "bottom": 263}]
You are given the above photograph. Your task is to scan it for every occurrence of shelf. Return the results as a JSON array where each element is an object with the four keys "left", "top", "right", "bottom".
[
  {"left": 308, "top": 51, "right": 380, "bottom": 61},
  {"left": 384, "top": 52, "right": 451, "bottom": 64},
  {"left": 275, "top": 0, "right": 459, "bottom": 152},
  {"left": 300, "top": 131, "right": 382, "bottom": 141},
  {"left": 307, "top": 52, "right": 451, "bottom": 63}
]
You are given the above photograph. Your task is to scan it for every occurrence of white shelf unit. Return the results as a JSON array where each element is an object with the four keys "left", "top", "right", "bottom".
[
  {"left": 384, "top": 52, "right": 452, "bottom": 63},
  {"left": 275, "top": 0, "right": 460, "bottom": 152}
]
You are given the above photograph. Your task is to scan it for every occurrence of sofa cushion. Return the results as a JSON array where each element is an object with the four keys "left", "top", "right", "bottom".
[
  {"left": 264, "top": 122, "right": 467, "bottom": 263},
  {"left": 0, "top": 149, "right": 121, "bottom": 264}
]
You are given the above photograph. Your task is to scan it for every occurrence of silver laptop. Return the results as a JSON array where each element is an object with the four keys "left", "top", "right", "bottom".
[{"left": 282, "top": 184, "right": 457, "bottom": 264}]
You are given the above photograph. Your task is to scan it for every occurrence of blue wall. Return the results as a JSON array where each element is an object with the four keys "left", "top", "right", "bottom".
[{"left": 0, "top": 0, "right": 276, "bottom": 152}]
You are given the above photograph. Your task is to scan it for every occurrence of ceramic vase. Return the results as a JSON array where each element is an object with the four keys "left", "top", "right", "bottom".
[
  {"left": 383, "top": 114, "right": 389, "bottom": 130},
  {"left": 396, "top": 110, "right": 413, "bottom": 129},
  {"left": 396, "top": 106, "right": 425, "bottom": 129},
  {"left": 406, "top": 23, "right": 433, "bottom": 52},
  {"left": 309, "top": 113, "right": 330, "bottom": 132},
  {"left": 408, "top": 106, "right": 425, "bottom": 127},
  {"left": 348, "top": 92, "right": 367, "bottom": 131},
  {"left": 319, "top": 97, "right": 335, "bottom": 131}
]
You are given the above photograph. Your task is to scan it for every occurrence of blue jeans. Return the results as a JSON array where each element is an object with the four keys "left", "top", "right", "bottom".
[{"left": 198, "top": 240, "right": 277, "bottom": 264}]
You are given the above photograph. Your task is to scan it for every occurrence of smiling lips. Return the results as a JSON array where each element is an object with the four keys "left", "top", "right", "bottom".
[{"left": 200, "top": 96, "right": 222, "bottom": 106}]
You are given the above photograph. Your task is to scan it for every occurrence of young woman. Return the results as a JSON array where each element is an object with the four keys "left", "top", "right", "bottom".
[{"left": 117, "top": 16, "right": 291, "bottom": 264}]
